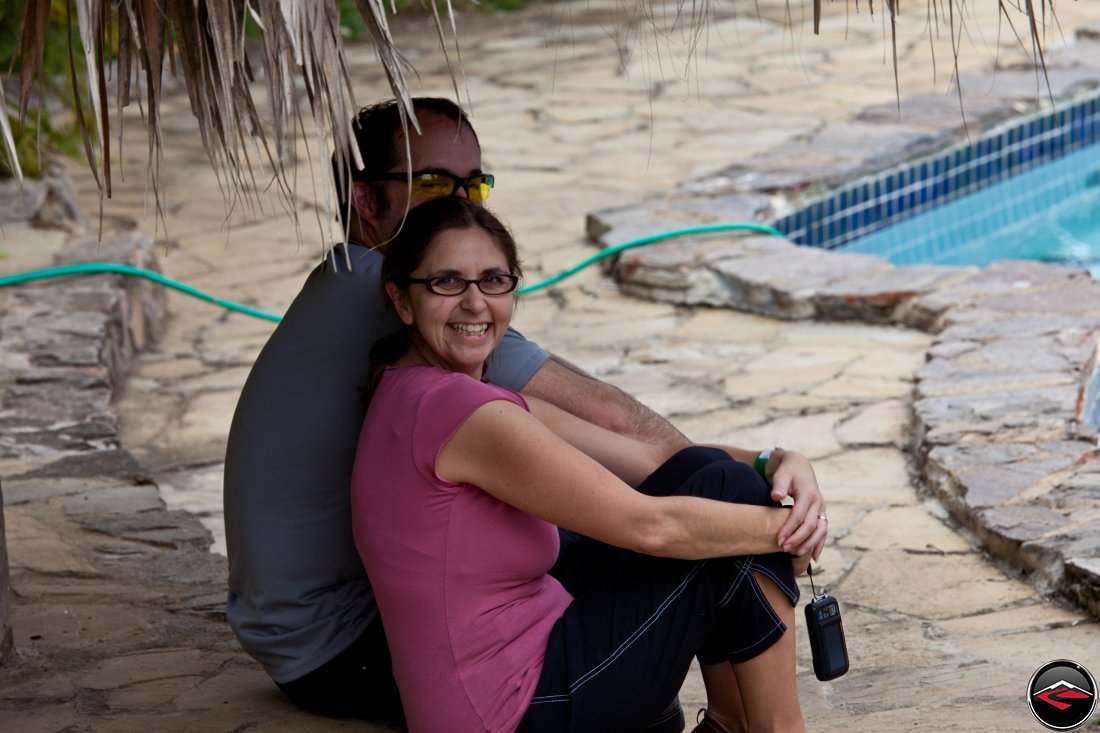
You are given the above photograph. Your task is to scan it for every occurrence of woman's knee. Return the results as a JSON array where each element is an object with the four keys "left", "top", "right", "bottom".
[
  {"left": 637, "top": 445, "right": 730, "bottom": 497},
  {"left": 677, "top": 458, "right": 774, "bottom": 507}
]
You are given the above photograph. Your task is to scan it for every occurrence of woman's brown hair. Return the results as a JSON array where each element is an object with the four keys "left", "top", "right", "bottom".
[{"left": 365, "top": 197, "right": 522, "bottom": 399}]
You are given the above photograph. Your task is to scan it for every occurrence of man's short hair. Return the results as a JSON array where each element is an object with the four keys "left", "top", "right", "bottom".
[{"left": 332, "top": 98, "right": 478, "bottom": 229}]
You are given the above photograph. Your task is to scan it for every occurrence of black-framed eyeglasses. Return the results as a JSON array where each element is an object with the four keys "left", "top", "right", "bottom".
[
  {"left": 405, "top": 273, "right": 520, "bottom": 296},
  {"left": 372, "top": 171, "right": 495, "bottom": 203}
]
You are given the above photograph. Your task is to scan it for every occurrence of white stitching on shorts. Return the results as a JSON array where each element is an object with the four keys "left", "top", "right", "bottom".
[
  {"left": 726, "top": 569, "right": 786, "bottom": 658},
  {"left": 567, "top": 561, "right": 706, "bottom": 694},
  {"left": 529, "top": 555, "right": 797, "bottom": 705},
  {"left": 717, "top": 558, "right": 750, "bottom": 607},
  {"left": 746, "top": 559, "right": 799, "bottom": 606}
]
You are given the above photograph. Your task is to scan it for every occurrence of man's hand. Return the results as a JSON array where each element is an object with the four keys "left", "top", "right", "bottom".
[{"left": 768, "top": 450, "right": 827, "bottom": 560}]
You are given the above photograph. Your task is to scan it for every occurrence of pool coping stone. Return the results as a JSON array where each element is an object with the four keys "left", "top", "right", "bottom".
[{"left": 589, "top": 30, "right": 1100, "bottom": 617}]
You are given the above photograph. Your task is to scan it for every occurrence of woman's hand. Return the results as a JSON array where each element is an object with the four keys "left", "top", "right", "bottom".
[
  {"left": 767, "top": 450, "right": 828, "bottom": 561},
  {"left": 790, "top": 552, "right": 812, "bottom": 577}
]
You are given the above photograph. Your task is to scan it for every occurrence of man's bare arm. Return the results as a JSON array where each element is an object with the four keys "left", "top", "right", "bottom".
[
  {"left": 520, "top": 354, "right": 690, "bottom": 447},
  {"left": 521, "top": 353, "right": 827, "bottom": 558}
]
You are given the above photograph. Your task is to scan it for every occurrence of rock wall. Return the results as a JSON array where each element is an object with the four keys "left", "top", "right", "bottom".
[
  {"left": 0, "top": 479, "right": 10, "bottom": 663},
  {"left": 0, "top": 175, "right": 170, "bottom": 665},
  {"left": 588, "top": 36, "right": 1100, "bottom": 616}
]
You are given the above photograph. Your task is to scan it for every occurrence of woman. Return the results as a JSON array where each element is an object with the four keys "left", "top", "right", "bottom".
[{"left": 351, "top": 197, "right": 823, "bottom": 733}]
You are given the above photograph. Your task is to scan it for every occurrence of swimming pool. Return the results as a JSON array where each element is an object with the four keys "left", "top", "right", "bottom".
[
  {"left": 771, "top": 89, "right": 1100, "bottom": 274},
  {"left": 836, "top": 142, "right": 1100, "bottom": 275}
]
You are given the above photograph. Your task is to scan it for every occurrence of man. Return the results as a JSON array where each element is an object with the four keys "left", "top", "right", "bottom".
[{"left": 223, "top": 98, "right": 826, "bottom": 727}]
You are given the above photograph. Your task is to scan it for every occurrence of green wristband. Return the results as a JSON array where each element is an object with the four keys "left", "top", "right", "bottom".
[{"left": 754, "top": 446, "right": 778, "bottom": 482}]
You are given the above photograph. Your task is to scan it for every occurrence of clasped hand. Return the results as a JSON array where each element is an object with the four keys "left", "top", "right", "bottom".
[{"left": 768, "top": 450, "right": 827, "bottom": 572}]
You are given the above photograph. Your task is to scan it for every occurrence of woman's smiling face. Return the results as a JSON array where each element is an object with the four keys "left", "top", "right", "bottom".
[{"left": 390, "top": 225, "right": 515, "bottom": 380}]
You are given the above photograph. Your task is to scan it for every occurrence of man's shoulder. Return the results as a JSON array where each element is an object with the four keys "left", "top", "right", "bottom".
[
  {"left": 280, "top": 243, "right": 386, "bottom": 315},
  {"left": 311, "top": 242, "right": 383, "bottom": 280},
  {"left": 233, "top": 241, "right": 398, "bottom": 387}
]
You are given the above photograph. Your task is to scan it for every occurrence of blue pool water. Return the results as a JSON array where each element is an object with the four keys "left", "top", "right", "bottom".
[{"left": 837, "top": 142, "right": 1100, "bottom": 276}]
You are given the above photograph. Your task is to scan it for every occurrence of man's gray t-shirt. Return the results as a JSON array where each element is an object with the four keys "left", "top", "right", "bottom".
[{"left": 223, "top": 242, "right": 548, "bottom": 683}]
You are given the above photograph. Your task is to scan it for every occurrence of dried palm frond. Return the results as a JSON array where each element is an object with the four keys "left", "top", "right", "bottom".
[
  {"left": 2, "top": 0, "right": 1069, "bottom": 255},
  {"left": 6, "top": 0, "right": 419, "bottom": 257}
]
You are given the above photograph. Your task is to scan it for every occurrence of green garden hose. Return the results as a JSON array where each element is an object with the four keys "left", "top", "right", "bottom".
[
  {"left": 516, "top": 222, "right": 782, "bottom": 295},
  {"left": 0, "top": 261, "right": 284, "bottom": 322},
  {"left": 0, "top": 222, "right": 783, "bottom": 322}
]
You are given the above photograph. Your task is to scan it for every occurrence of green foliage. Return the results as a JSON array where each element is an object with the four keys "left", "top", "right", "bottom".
[
  {"left": 0, "top": 0, "right": 538, "bottom": 177},
  {"left": 337, "top": 0, "right": 370, "bottom": 40},
  {"left": 2, "top": 109, "right": 83, "bottom": 178},
  {"left": 0, "top": 0, "right": 89, "bottom": 179},
  {"left": 2, "top": 112, "right": 45, "bottom": 178},
  {"left": 0, "top": 1, "right": 74, "bottom": 80}
]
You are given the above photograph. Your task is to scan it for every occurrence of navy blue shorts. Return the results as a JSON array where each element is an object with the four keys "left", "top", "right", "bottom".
[
  {"left": 517, "top": 446, "right": 799, "bottom": 733},
  {"left": 275, "top": 619, "right": 404, "bottom": 724}
]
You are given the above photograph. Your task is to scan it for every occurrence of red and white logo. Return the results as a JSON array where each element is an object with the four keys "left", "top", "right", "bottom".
[
  {"left": 1034, "top": 680, "right": 1093, "bottom": 712},
  {"left": 1028, "top": 661, "right": 1097, "bottom": 730}
]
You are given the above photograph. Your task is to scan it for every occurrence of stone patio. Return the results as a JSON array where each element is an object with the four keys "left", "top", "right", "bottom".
[
  {"left": 3, "top": 2, "right": 1100, "bottom": 730},
  {"left": 589, "top": 24, "right": 1100, "bottom": 616}
]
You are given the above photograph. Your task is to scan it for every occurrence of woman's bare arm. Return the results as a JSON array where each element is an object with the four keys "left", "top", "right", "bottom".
[
  {"left": 437, "top": 399, "right": 786, "bottom": 560},
  {"left": 521, "top": 356, "right": 828, "bottom": 558},
  {"left": 524, "top": 394, "right": 676, "bottom": 488}
]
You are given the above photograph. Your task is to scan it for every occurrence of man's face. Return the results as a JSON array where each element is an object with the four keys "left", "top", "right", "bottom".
[{"left": 374, "top": 110, "right": 483, "bottom": 239}]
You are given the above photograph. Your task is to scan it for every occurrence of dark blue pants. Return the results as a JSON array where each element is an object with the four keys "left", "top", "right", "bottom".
[
  {"left": 518, "top": 447, "right": 799, "bottom": 733},
  {"left": 276, "top": 618, "right": 404, "bottom": 725}
]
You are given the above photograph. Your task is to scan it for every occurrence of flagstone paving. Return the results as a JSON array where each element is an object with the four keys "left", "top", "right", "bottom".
[{"left": 3, "top": 1, "right": 1100, "bottom": 731}]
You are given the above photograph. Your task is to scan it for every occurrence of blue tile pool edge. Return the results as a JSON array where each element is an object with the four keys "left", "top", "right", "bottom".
[{"left": 772, "top": 87, "right": 1100, "bottom": 251}]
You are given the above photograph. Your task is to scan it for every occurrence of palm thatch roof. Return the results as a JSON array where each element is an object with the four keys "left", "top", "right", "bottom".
[
  {"left": 1, "top": 0, "right": 1068, "bottom": 248},
  {"left": 4, "top": 0, "right": 415, "bottom": 234}
]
